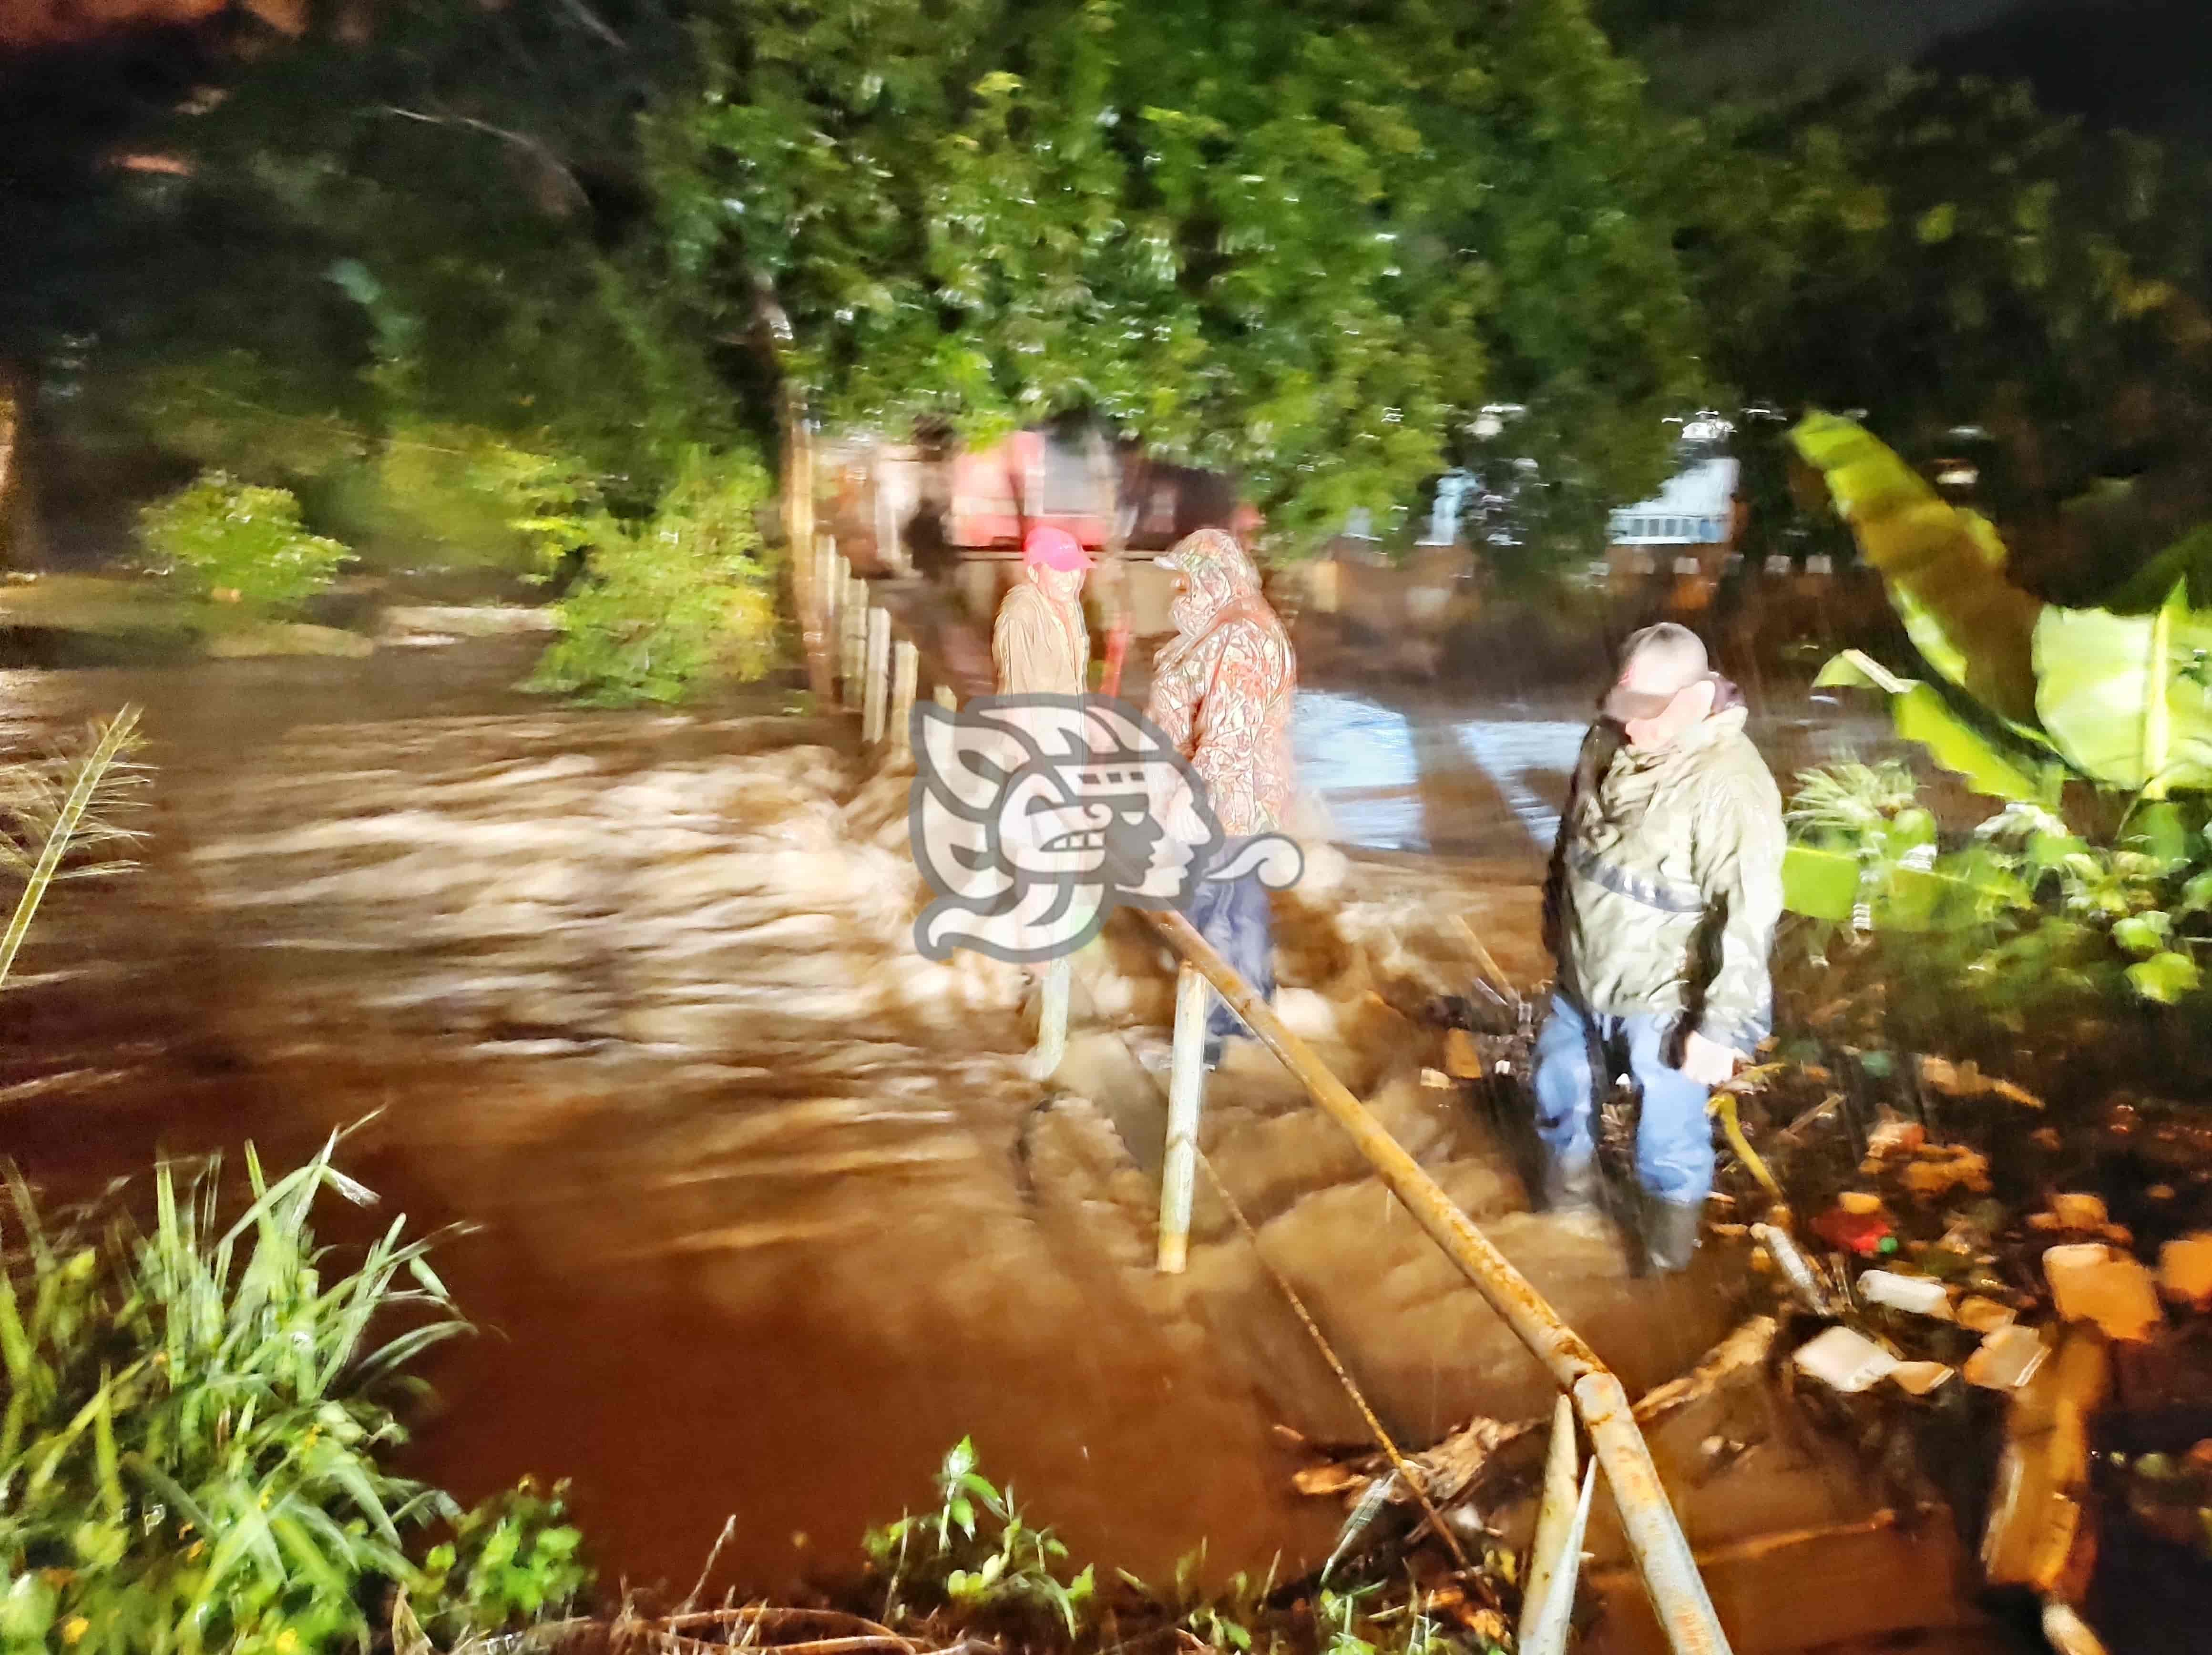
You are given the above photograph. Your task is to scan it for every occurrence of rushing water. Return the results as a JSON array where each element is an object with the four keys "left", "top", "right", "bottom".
[{"left": 0, "top": 642, "right": 1876, "bottom": 1603}]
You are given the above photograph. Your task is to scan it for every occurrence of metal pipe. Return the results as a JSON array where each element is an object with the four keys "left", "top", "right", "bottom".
[
  {"left": 1143, "top": 909, "right": 1733, "bottom": 1655},
  {"left": 1575, "top": 1371, "right": 1731, "bottom": 1655},
  {"left": 1156, "top": 962, "right": 1210, "bottom": 1274},
  {"left": 1519, "top": 1395, "right": 1581, "bottom": 1650},
  {"left": 1523, "top": 1460, "right": 1598, "bottom": 1655}
]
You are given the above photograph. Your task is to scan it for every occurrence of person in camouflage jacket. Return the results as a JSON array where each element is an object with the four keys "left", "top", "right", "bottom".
[
  {"left": 1536, "top": 623, "right": 1785, "bottom": 1272},
  {"left": 1146, "top": 528, "right": 1297, "bottom": 1066}
]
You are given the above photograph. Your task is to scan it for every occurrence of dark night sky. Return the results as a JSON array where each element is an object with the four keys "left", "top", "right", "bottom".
[{"left": 1653, "top": 0, "right": 2212, "bottom": 147}]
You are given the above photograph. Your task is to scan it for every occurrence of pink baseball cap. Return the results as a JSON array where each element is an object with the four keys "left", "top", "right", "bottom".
[{"left": 1022, "top": 524, "right": 1092, "bottom": 572}]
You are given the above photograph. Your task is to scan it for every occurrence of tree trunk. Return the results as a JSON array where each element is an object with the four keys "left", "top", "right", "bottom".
[
  {"left": 0, "top": 363, "right": 43, "bottom": 570},
  {"left": 780, "top": 384, "right": 834, "bottom": 700},
  {"left": 755, "top": 269, "right": 834, "bottom": 700}
]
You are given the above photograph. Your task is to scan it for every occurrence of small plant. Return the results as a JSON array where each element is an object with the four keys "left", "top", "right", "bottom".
[
  {"left": 418, "top": 1478, "right": 593, "bottom": 1643},
  {"left": 0, "top": 1135, "right": 470, "bottom": 1654},
  {"left": 862, "top": 1439, "right": 1096, "bottom": 1635},
  {"left": 527, "top": 449, "right": 781, "bottom": 706},
  {"left": 137, "top": 471, "right": 352, "bottom": 614}
]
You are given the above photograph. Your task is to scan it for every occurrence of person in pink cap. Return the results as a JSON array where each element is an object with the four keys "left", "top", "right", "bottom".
[
  {"left": 993, "top": 525, "right": 1094, "bottom": 1070},
  {"left": 993, "top": 524, "right": 1092, "bottom": 698}
]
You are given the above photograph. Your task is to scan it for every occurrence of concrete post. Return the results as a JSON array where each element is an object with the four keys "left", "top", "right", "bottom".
[
  {"left": 1156, "top": 963, "right": 1211, "bottom": 1273},
  {"left": 891, "top": 640, "right": 920, "bottom": 757},
  {"left": 842, "top": 572, "right": 868, "bottom": 697},
  {"left": 824, "top": 551, "right": 848, "bottom": 700},
  {"left": 863, "top": 606, "right": 891, "bottom": 744}
]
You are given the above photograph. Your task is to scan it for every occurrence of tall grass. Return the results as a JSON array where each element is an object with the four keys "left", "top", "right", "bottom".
[{"left": 0, "top": 1134, "right": 471, "bottom": 1655}]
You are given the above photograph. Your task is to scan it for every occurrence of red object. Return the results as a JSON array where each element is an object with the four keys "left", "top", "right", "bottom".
[
  {"left": 1101, "top": 622, "right": 1131, "bottom": 697},
  {"left": 1022, "top": 524, "right": 1091, "bottom": 572},
  {"left": 1811, "top": 1205, "right": 1895, "bottom": 1258}
]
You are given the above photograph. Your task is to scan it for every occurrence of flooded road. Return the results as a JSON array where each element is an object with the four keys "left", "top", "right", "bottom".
[{"left": 0, "top": 642, "right": 1879, "bottom": 1604}]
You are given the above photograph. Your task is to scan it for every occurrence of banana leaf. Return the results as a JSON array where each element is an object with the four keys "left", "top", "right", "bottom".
[
  {"left": 2034, "top": 581, "right": 2212, "bottom": 797},
  {"left": 1782, "top": 844, "right": 1860, "bottom": 921},
  {"left": 1814, "top": 650, "right": 2050, "bottom": 804},
  {"left": 1791, "top": 414, "right": 2044, "bottom": 724}
]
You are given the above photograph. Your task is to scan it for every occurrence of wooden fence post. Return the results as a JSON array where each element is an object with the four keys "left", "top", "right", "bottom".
[{"left": 1156, "top": 963, "right": 1211, "bottom": 1273}]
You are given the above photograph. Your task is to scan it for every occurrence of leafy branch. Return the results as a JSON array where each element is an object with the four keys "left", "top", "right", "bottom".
[{"left": 0, "top": 707, "right": 151, "bottom": 994}]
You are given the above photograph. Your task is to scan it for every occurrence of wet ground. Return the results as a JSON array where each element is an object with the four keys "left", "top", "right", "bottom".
[{"left": 0, "top": 637, "right": 1922, "bottom": 1623}]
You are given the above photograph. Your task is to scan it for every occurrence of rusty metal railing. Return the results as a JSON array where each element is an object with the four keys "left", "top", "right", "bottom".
[{"left": 1144, "top": 908, "right": 1732, "bottom": 1655}]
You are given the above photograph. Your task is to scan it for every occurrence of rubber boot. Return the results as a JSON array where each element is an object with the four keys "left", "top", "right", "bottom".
[
  {"left": 1541, "top": 1155, "right": 1600, "bottom": 1216},
  {"left": 1644, "top": 1198, "right": 1703, "bottom": 1274}
]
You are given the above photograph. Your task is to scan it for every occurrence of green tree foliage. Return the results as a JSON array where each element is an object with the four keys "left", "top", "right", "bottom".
[
  {"left": 648, "top": 0, "right": 1705, "bottom": 555},
  {"left": 137, "top": 472, "right": 352, "bottom": 614},
  {"left": 528, "top": 450, "right": 783, "bottom": 705},
  {"left": 1675, "top": 72, "right": 2212, "bottom": 595}
]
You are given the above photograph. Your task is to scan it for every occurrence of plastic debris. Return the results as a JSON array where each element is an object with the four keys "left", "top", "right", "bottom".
[
  {"left": 1918, "top": 1054, "right": 2043, "bottom": 1108},
  {"left": 1891, "top": 1360, "right": 1955, "bottom": 1396},
  {"left": 1956, "top": 1296, "right": 2017, "bottom": 1334},
  {"left": 2049, "top": 1193, "right": 2110, "bottom": 1230},
  {"left": 2044, "top": 1243, "right": 2165, "bottom": 1343},
  {"left": 1793, "top": 1325, "right": 1900, "bottom": 1393},
  {"left": 1752, "top": 1225, "right": 1837, "bottom": 1317},
  {"left": 1812, "top": 1204, "right": 1895, "bottom": 1257},
  {"left": 1965, "top": 1324, "right": 2049, "bottom": 1391},
  {"left": 1858, "top": 1270, "right": 1953, "bottom": 1319},
  {"left": 1442, "top": 1027, "right": 1485, "bottom": 1080},
  {"left": 1865, "top": 1118, "right": 1926, "bottom": 1159},
  {"left": 1838, "top": 1190, "right": 1886, "bottom": 1216},
  {"left": 2158, "top": 1233, "right": 2212, "bottom": 1310},
  {"left": 1900, "top": 1144, "right": 1993, "bottom": 1198}
]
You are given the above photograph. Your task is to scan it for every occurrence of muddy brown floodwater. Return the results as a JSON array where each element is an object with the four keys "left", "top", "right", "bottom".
[{"left": 0, "top": 640, "right": 1895, "bottom": 1612}]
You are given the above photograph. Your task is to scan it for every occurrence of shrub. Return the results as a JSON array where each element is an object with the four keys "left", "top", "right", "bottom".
[
  {"left": 137, "top": 471, "right": 352, "bottom": 614},
  {"left": 417, "top": 1478, "right": 592, "bottom": 1643},
  {"left": 0, "top": 1138, "right": 468, "bottom": 1655},
  {"left": 528, "top": 450, "right": 781, "bottom": 706}
]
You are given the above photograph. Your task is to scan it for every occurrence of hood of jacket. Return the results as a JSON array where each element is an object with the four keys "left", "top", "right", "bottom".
[{"left": 1159, "top": 528, "right": 1262, "bottom": 642}]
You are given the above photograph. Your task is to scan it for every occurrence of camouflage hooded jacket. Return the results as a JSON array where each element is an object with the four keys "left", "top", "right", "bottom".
[
  {"left": 1144, "top": 530, "right": 1297, "bottom": 836},
  {"left": 1543, "top": 682, "right": 1786, "bottom": 1054}
]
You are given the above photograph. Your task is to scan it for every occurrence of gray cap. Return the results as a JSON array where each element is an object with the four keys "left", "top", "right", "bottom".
[{"left": 1602, "top": 623, "right": 1710, "bottom": 721}]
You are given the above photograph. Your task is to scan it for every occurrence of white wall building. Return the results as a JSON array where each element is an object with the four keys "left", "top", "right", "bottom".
[{"left": 1606, "top": 456, "right": 1741, "bottom": 547}]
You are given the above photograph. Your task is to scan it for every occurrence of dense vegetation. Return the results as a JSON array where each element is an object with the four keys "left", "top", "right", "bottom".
[{"left": 2, "top": 4, "right": 2210, "bottom": 681}]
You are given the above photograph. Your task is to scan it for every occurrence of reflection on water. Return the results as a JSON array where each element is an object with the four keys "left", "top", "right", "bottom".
[
  {"left": 1453, "top": 722, "right": 1586, "bottom": 849},
  {"left": 1294, "top": 692, "right": 1582, "bottom": 856}
]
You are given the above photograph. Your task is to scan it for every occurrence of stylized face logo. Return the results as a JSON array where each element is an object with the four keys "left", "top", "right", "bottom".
[{"left": 909, "top": 695, "right": 1301, "bottom": 964}]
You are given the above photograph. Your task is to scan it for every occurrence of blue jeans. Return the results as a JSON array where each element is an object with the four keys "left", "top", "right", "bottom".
[
  {"left": 1184, "top": 849, "right": 1275, "bottom": 1053},
  {"left": 1531, "top": 993, "right": 1714, "bottom": 1206}
]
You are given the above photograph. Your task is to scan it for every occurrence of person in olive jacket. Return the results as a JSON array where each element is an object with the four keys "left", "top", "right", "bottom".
[{"left": 1536, "top": 623, "right": 1785, "bottom": 1272}]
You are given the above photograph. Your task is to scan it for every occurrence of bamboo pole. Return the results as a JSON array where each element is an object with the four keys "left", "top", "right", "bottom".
[{"left": 1156, "top": 963, "right": 1211, "bottom": 1274}]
